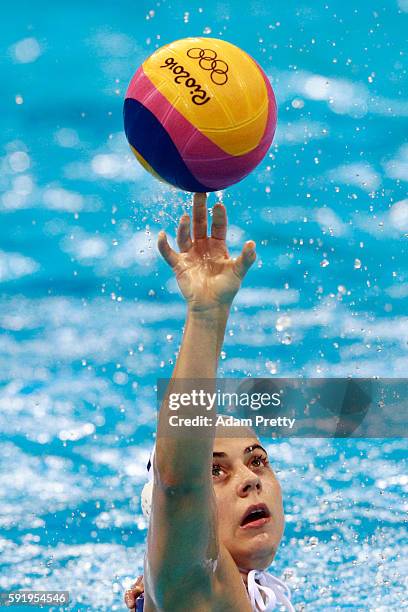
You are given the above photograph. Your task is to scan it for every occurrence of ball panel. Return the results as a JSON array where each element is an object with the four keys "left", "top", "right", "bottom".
[
  {"left": 201, "top": 100, "right": 269, "bottom": 157},
  {"left": 130, "top": 144, "right": 169, "bottom": 185},
  {"left": 254, "top": 59, "right": 278, "bottom": 152},
  {"left": 125, "top": 65, "right": 143, "bottom": 101},
  {"left": 183, "top": 130, "right": 272, "bottom": 190},
  {"left": 142, "top": 37, "right": 270, "bottom": 156},
  {"left": 123, "top": 97, "right": 209, "bottom": 192}
]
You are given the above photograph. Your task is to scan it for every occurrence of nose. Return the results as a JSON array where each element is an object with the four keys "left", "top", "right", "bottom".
[{"left": 236, "top": 464, "right": 262, "bottom": 497}]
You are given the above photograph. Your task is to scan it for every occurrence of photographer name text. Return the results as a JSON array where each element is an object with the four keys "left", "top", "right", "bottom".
[{"left": 168, "top": 415, "right": 296, "bottom": 429}]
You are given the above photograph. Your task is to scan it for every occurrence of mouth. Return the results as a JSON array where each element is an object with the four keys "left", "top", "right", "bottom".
[{"left": 240, "top": 503, "right": 271, "bottom": 529}]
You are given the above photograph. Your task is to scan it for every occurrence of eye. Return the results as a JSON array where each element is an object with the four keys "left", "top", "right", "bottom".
[
  {"left": 212, "top": 464, "right": 224, "bottom": 478},
  {"left": 250, "top": 454, "right": 269, "bottom": 469}
]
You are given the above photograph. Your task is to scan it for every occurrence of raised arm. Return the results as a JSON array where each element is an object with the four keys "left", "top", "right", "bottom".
[{"left": 145, "top": 193, "right": 256, "bottom": 609}]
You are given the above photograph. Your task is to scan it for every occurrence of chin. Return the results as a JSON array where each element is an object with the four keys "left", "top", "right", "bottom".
[{"left": 235, "top": 536, "right": 278, "bottom": 570}]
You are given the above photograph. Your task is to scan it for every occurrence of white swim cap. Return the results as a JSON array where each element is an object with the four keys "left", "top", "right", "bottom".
[{"left": 141, "top": 479, "right": 154, "bottom": 519}]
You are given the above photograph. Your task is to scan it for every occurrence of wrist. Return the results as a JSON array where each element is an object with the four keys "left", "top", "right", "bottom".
[{"left": 187, "top": 302, "right": 231, "bottom": 322}]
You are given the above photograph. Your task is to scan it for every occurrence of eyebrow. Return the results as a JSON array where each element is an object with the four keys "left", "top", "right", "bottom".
[{"left": 213, "top": 444, "right": 268, "bottom": 459}]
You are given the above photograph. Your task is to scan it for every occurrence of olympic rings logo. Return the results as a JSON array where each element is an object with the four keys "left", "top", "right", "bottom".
[{"left": 187, "top": 48, "right": 229, "bottom": 85}]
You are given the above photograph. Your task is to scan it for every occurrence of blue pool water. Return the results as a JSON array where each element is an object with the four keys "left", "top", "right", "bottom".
[{"left": 1, "top": 1, "right": 407, "bottom": 609}]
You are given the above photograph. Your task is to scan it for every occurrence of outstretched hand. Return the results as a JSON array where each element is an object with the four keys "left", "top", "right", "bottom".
[{"left": 158, "top": 193, "right": 256, "bottom": 312}]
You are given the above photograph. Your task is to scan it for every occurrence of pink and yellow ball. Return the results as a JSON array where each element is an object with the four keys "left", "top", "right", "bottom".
[{"left": 124, "top": 37, "right": 277, "bottom": 192}]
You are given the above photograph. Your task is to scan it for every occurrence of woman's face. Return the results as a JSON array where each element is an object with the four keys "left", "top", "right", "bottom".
[{"left": 212, "top": 435, "right": 284, "bottom": 571}]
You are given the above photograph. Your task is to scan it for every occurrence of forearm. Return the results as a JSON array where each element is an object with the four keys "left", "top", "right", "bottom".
[
  {"left": 173, "top": 305, "right": 229, "bottom": 378},
  {"left": 155, "top": 306, "right": 229, "bottom": 485}
]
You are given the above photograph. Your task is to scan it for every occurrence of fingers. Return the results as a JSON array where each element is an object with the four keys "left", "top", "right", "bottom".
[
  {"left": 124, "top": 587, "right": 136, "bottom": 610},
  {"left": 193, "top": 192, "right": 207, "bottom": 240},
  {"left": 211, "top": 203, "right": 227, "bottom": 241},
  {"left": 177, "top": 214, "right": 192, "bottom": 252},
  {"left": 124, "top": 576, "right": 144, "bottom": 610},
  {"left": 233, "top": 240, "right": 257, "bottom": 279},
  {"left": 158, "top": 231, "right": 179, "bottom": 268}
]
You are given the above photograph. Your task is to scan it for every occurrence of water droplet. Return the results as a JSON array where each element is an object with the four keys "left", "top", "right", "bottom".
[
  {"left": 320, "top": 258, "right": 330, "bottom": 268},
  {"left": 291, "top": 98, "right": 304, "bottom": 109},
  {"left": 265, "top": 360, "right": 278, "bottom": 374},
  {"left": 283, "top": 567, "right": 295, "bottom": 580},
  {"left": 275, "top": 315, "right": 291, "bottom": 332},
  {"left": 354, "top": 258, "right": 362, "bottom": 269},
  {"left": 166, "top": 334, "right": 173, "bottom": 342},
  {"left": 281, "top": 335, "right": 292, "bottom": 345}
]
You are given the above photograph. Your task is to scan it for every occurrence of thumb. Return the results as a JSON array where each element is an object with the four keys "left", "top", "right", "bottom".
[
  {"left": 233, "top": 240, "right": 256, "bottom": 279},
  {"left": 157, "top": 231, "right": 179, "bottom": 268}
]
